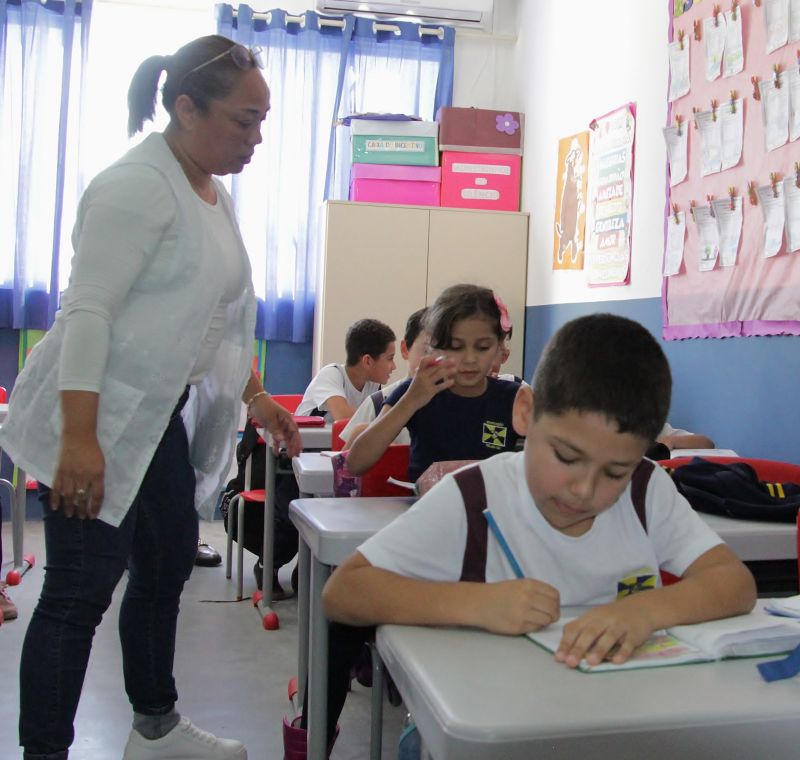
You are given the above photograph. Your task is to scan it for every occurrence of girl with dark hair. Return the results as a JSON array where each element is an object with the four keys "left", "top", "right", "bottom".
[
  {"left": 0, "top": 35, "right": 300, "bottom": 760},
  {"left": 347, "top": 283, "right": 522, "bottom": 480}
]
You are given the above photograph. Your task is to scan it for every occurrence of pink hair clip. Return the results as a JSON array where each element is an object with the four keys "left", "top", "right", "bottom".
[{"left": 493, "top": 293, "right": 513, "bottom": 334}]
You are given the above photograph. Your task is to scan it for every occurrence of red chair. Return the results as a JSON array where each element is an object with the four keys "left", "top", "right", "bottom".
[
  {"left": 657, "top": 456, "right": 800, "bottom": 588},
  {"left": 361, "top": 444, "right": 411, "bottom": 497},
  {"left": 225, "top": 393, "right": 303, "bottom": 603},
  {"left": 331, "top": 418, "right": 350, "bottom": 452}
]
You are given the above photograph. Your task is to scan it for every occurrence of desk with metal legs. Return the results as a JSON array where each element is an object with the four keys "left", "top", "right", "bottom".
[{"left": 289, "top": 496, "right": 413, "bottom": 760}]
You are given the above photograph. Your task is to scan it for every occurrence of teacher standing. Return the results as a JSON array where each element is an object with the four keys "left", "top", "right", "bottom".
[{"left": 0, "top": 35, "right": 299, "bottom": 760}]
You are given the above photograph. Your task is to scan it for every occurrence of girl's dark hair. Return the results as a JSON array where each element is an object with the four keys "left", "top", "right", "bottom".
[
  {"left": 425, "top": 284, "right": 505, "bottom": 350},
  {"left": 127, "top": 35, "right": 245, "bottom": 137},
  {"left": 532, "top": 313, "right": 672, "bottom": 441}
]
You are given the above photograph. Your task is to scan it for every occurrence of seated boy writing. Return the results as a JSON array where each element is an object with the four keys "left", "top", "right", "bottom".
[
  {"left": 296, "top": 318, "right": 396, "bottom": 422},
  {"left": 323, "top": 313, "right": 756, "bottom": 673}
]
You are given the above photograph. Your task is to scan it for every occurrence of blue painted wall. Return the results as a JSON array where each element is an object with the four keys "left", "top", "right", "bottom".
[{"left": 523, "top": 299, "right": 800, "bottom": 465}]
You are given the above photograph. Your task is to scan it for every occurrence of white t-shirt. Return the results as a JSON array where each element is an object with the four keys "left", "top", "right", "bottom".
[
  {"left": 339, "top": 377, "right": 410, "bottom": 445},
  {"left": 359, "top": 451, "right": 722, "bottom": 606},
  {"left": 296, "top": 363, "right": 380, "bottom": 422}
]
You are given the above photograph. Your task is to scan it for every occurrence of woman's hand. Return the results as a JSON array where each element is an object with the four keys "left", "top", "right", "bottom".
[
  {"left": 51, "top": 430, "right": 106, "bottom": 518},
  {"left": 251, "top": 395, "right": 302, "bottom": 457}
]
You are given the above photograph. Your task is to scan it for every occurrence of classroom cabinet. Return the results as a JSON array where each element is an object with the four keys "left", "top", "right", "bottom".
[{"left": 314, "top": 201, "right": 529, "bottom": 382}]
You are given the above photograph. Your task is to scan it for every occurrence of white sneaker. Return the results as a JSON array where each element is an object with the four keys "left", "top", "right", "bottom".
[{"left": 122, "top": 716, "right": 247, "bottom": 759}]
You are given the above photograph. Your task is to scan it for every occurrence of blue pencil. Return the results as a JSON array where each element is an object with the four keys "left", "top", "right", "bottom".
[{"left": 483, "top": 509, "right": 525, "bottom": 579}]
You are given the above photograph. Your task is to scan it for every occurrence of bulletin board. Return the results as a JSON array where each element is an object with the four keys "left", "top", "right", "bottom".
[{"left": 663, "top": 0, "right": 800, "bottom": 340}]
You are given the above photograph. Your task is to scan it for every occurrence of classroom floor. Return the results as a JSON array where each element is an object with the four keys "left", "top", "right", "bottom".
[{"left": 0, "top": 518, "right": 404, "bottom": 760}]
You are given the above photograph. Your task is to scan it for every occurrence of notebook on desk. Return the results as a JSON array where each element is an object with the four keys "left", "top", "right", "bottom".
[{"left": 527, "top": 608, "right": 800, "bottom": 672}]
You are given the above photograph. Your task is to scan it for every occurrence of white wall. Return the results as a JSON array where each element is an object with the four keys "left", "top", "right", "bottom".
[{"left": 512, "top": 1, "right": 670, "bottom": 307}]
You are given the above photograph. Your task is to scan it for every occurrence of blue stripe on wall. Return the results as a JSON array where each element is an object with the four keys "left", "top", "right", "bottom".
[{"left": 524, "top": 298, "right": 800, "bottom": 465}]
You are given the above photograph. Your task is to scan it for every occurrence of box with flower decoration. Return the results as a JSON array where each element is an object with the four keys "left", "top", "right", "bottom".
[{"left": 436, "top": 107, "right": 524, "bottom": 155}]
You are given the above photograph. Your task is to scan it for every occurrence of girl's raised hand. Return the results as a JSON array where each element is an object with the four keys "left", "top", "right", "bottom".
[{"left": 405, "top": 354, "right": 456, "bottom": 408}]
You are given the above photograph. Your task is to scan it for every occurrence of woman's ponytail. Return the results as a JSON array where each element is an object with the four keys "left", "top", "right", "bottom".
[{"left": 127, "top": 55, "right": 170, "bottom": 137}]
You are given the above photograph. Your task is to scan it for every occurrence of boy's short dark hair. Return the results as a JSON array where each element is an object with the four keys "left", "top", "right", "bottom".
[
  {"left": 345, "top": 319, "right": 395, "bottom": 366},
  {"left": 532, "top": 314, "right": 671, "bottom": 441},
  {"left": 404, "top": 308, "right": 428, "bottom": 348}
]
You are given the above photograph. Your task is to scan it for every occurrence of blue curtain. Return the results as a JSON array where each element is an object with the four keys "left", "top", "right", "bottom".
[
  {"left": 0, "top": 0, "right": 93, "bottom": 329},
  {"left": 217, "top": 5, "right": 454, "bottom": 342}
]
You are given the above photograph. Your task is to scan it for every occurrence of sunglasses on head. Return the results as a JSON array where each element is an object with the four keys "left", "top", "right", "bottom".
[{"left": 182, "top": 44, "right": 263, "bottom": 84}]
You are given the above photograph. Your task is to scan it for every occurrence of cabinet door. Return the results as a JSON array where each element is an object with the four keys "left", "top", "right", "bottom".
[
  {"left": 315, "top": 202, "right": 429, "bottom": 382},
  {"left": 427, "top": 208, "right": 529, "bottom": 379}
]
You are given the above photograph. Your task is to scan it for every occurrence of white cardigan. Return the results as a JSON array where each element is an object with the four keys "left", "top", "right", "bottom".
[{"left": 0, "top": 134, "right": 256, "bottom": 526}]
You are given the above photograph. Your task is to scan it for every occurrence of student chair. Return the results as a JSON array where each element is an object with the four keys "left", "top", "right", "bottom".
[
  {"left": 225, "top": 393, "right": 303, "bottom": 602},
  {"left": 331, "top": 418, "right": 350, "bottom": 452},
  {"left": 361, "top": 444, "right": 411, "bottom": 498}
]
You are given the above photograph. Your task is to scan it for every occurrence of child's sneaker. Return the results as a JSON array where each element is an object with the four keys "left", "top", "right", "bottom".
[
  {"left": 122, "top": 716, "right": 246, "bottom": 759},
  {"left": 0, "top": 583, "right": 18, "bottom": 621}
]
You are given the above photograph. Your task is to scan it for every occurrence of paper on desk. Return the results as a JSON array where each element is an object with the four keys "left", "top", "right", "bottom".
[
  {"left": 756, "top": 183, "right": 786, "bottom": 258},
  {"left": 759, "top": 77, "right": 789, "bottom": 152},
  {"left": 664, "top": 211, "right": 686, "bottom": 276},
  {"left": 765, "top": 595, "right": 800, "bottom": 618},
  {"left": 668, "top": 39, "right": 690, "bottom": 101},
  {"left": 692, "top": 205, "right": 719, "bottom": 272},
  {"left": 671, "top": 448, "right": 738, "bottom": 458},
  {"left": 386, "top": 477, "right": 417, "bottom": 493},
  {"left": 711, "top": 196, "right": 743, "bottom": 268},
  {"left": 703, "top": 15, "right": 726, "bottom": 81}
]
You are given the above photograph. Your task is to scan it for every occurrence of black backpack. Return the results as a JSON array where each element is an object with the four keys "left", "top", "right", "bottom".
[{"left": 668, "top": 458, "right": 800, "bottom": 523}]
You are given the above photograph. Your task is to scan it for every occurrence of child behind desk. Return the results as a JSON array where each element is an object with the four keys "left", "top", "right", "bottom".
[
  {"left": 321, "top": 314, "right": 755, "bottom": 740},
  {"left": 282, "top": 285, "right": 522, "bottom": 757},
  {"left": 346, "top": 284, "right": 522, "bottom": 481}
]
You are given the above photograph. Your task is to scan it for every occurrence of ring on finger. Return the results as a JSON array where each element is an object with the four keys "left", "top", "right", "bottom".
[{"left": 76, "top": 488, "right": 88, "bottom": 499}]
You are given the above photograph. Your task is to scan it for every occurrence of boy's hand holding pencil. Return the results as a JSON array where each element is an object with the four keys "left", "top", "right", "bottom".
[{"left": 472, "top": 579, "right": 560, "bottom": 636}]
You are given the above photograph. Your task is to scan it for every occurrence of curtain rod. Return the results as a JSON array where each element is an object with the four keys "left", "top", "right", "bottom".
[{"left": 233, "top": 9, "right": 446, "bottom": 38}]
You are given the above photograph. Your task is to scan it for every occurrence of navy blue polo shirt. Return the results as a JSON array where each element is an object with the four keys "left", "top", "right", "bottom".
[{"left": 385, "top": 376, "right": 522, "bottom": 481}]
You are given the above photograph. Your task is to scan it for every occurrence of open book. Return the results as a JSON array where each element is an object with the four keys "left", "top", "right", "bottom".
[{"left": 527, "top": 609, "right": 800, "bottom": 672}]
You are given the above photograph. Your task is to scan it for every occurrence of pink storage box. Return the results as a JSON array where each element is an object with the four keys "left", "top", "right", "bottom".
[
  {"left": 440, "top": 151, "right": 521, "bottom": 211},
  {"left": 349, "top": 163, "right": 441, "bottom": 207}
]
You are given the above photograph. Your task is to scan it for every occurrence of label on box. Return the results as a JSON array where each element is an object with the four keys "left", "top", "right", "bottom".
[
  {"left": 365, "top": 138, "right": 425, "bottom": 153},
  {"left": 461, "top": 188, "right": 500, "bottom": 200},
  {"left": 451, "top": 162, "right": 511, "bottom": 176}
]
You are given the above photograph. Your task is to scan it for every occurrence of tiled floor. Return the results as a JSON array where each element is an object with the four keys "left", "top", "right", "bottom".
[{"left": 0, "top": 518, "right": 404, "bottom": 759}]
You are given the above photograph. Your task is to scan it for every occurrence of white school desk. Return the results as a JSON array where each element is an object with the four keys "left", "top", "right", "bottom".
[
  {"left": 256, "top": 425, "right": 331, "bottom": 612},
  {"left": 292, "top": 452, "right": 334, "bottom": 497},
  {"left": 0, "top": 403, "right": 28, "bottom": 571},
  {"left": 376, "top": 620, "right": 800, "bottom": 760},
  {"left": 288, "top": 496, "right": 414, "bottom": 760}
]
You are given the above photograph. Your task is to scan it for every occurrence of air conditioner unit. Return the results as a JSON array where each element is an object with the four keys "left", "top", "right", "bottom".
[{"left": 315, "top": 0, "right": 494, "bottom": 32}]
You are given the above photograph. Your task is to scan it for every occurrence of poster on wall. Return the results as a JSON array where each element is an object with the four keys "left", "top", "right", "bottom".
[
  {"left": 552, "top": 131, "right": 589, "bottom": 270},
  {"left": 584, "top": 103, "right": 637, "bottom": 286}
]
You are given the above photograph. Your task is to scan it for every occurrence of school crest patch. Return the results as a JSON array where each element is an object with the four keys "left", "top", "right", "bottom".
[
  {"left": 482, "top": 420, "right": 508, "bottom": 450},
  {"left": 616, "top": 568, "right": 657, "bottom": 598}
]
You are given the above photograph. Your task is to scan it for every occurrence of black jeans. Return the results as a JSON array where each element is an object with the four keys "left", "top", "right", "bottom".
[{"left": 19, "top": 392, "right": 198, "bottom": 759}]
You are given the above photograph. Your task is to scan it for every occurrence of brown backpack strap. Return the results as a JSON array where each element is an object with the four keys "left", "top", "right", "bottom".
[
  {"left": 453, "top": 465, "right": 489, "bottom": 582},
  {"left": 630, "top": 458, "right": 655, "bottom": 534}
]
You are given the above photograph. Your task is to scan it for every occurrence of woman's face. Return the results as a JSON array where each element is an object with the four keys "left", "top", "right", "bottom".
[{"left": 183, "top": 68, "right": 270, "bottom": 176}]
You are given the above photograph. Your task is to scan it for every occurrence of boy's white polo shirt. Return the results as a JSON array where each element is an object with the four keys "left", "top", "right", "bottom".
[{"left": 358, "top": 451, "right": 723, "bottom": 606}]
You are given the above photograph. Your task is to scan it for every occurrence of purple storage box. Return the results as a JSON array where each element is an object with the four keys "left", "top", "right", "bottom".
[{"left": 349, "top": 164, "right": 441, "bottom": 207}]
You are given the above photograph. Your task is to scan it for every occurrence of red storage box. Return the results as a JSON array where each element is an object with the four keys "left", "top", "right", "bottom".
[
  {"left": 437, "top": 107, "right": 524, "bottom": 155},
  {"left": 440, "top": 151, "right": 521, "bottom": 211},
  {"left": 349, "top": 163, "right": 441, "bottom": 206}
]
